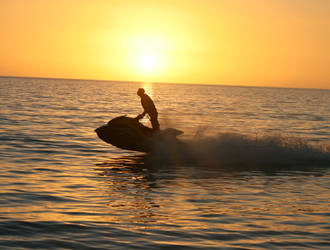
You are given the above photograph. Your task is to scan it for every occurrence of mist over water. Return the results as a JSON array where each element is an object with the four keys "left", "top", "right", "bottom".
[
  {"left": 149, "top": 132, "right": 330, "bottom": 170},
  {"left": 1, "top": 77, "right": 329, "bottom": 249}
]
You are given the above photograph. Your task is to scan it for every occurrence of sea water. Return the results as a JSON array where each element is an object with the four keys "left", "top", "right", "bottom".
[{"left": 0, "top": 77, "right": 329, "bottom": 249}]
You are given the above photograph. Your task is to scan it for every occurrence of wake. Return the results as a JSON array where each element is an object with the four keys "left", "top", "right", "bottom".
[{"left": 149, "top": 132, "right": 330, "bottom": 169}]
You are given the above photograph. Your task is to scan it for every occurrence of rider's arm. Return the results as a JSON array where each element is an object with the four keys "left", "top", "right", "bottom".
[{"left": 135, "top": 111, "right": 146, "bottom": 120}]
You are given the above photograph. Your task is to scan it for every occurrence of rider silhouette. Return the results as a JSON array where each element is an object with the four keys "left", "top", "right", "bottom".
[{"left": 135, "top": 88, "right": 160, "bottom": 131}]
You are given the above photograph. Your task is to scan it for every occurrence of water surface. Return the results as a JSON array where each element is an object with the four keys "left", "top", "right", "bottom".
[{"left": 1, "top": 77, "right": 329, "bottom": 249}]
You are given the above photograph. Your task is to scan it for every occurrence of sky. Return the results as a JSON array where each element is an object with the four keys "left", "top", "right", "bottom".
[{"left": 1, "top": 0, "right": 330, "bottom": 89}]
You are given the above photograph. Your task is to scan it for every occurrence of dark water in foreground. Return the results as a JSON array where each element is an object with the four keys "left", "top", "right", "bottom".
[{"left": 1, "top": 77, "right": 330, "bottom": 249}]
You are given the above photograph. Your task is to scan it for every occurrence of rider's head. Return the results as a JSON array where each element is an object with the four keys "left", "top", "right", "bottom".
[{"left": 137, "top": 88, "right": 145, "bottom": 97}]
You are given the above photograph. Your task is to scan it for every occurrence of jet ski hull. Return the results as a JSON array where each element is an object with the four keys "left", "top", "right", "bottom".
[{"left": 95, "top": 116, "right": 183, "bottom": 152}]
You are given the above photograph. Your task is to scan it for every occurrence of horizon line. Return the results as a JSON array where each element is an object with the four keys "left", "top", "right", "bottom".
[{"left": 1, "top": 75, "right": 329, "bottom": 91}]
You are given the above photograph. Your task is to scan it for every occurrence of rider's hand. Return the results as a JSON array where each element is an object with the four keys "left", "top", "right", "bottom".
[{"left": 135, "top": 114, "right": 144, "bottom": 120}]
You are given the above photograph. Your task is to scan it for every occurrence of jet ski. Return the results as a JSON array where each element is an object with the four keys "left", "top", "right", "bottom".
[{"left": 95, "top": 116, "right": 183, "bottom": 152}]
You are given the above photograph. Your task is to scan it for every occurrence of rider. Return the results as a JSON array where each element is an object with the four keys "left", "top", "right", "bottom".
[{"left": 135, "top": 88, "right": 160, "bottom": 131}]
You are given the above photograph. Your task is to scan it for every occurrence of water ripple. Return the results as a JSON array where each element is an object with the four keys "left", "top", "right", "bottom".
[{"left": 1, "top": 78, "right": 329, "bottom": 249}]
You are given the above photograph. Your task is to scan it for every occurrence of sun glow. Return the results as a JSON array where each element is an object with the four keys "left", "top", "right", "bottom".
[
  {"left": 124, "top": 34, "right": 171, "bottom": 80},
  {"left": 139, "top": 53, "right": 157, "bottom": 71},
  {"left": 1, "top": 1, "right": 329, "bottom": 88}
]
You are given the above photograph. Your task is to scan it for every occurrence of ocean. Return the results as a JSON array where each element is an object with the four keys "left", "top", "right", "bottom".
[{"left": 0, "top": 77, "right": 329, "bottom": 249}]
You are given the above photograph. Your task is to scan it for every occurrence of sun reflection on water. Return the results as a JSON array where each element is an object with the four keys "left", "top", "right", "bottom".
[{"left": 139, "top": 82, "right": 154, "bottom": 98}]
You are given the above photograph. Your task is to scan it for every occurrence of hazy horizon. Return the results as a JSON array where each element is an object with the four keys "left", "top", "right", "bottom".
[{"left": 2, "top": 75, "right": 330, "bottom": 91}]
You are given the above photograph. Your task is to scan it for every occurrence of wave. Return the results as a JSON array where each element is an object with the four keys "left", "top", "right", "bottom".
[{"left": 148, "top": 132, "right": 330, "bottom": 170}]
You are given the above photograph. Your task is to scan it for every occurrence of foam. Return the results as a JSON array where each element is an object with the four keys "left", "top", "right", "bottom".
[{"left": 149, "top": 132, "right": 330, "bottom": 170}]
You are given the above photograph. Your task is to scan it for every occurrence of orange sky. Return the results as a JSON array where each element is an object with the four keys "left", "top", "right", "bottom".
[{"left": 1, "top": 0, "right": 329, "bottom": 89}]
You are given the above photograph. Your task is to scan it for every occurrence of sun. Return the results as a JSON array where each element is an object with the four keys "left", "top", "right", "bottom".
[
  {"left": 125, "top": 34, "right": 170, "bottom": 79},
  {"left": 139, "top": 53, "right": 157, "bottom": 71}
]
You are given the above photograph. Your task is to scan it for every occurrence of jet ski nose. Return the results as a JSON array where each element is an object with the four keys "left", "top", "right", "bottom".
[{"left": 95, "top": 126, "right": 104, "bottom": 134}]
